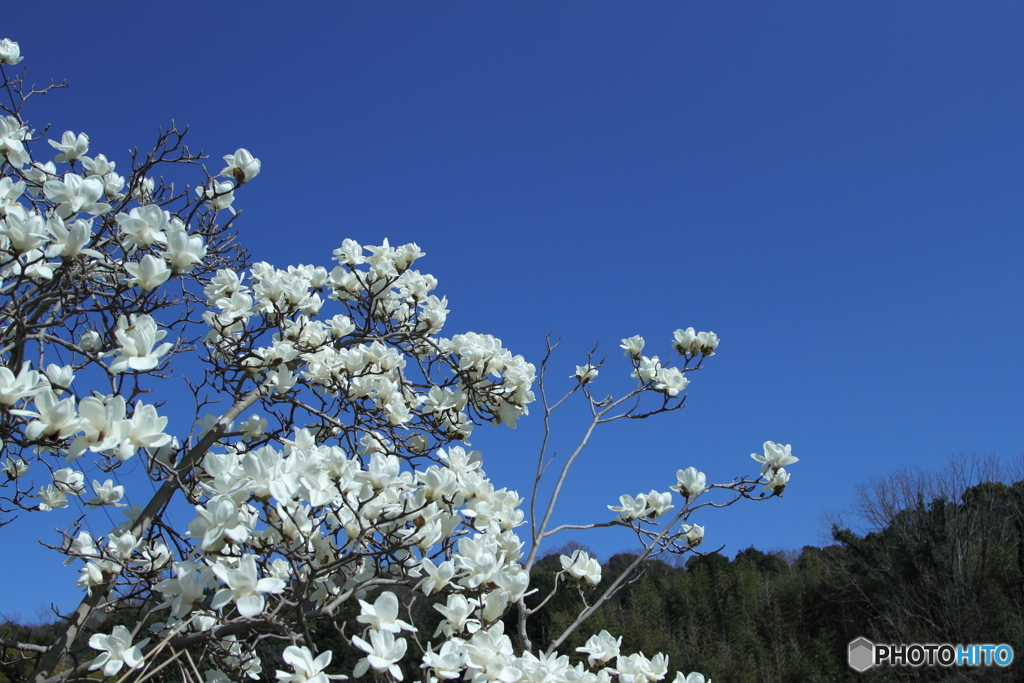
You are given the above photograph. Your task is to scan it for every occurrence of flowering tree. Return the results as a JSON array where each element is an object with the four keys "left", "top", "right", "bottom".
[{"left": 0, "top": 39, "right": 798, "bottom": 683}]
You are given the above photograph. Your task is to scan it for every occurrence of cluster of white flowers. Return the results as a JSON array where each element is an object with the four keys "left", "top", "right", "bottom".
[{"left": 0, "top": 39, "right": 806, "bottom": 683}]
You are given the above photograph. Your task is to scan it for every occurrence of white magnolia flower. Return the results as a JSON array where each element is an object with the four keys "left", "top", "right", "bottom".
[
  {"left": 0, "top": 116, "right": 30, "bottom": 167},
  {"left": 81, "top": 153, "right": 116, "bottom": 176},
  {"left": 608, "top": 493, "right": 650, "bottom": 522},
  {"left": 131, "top": 176, "right": 155, "bottom": 201},
  {"left": 572, "top": 364, "right": 599, "bottom": 384},
  {"left": 86, "top": 479, "right": 126, "bottom": 507},
  {"left": 88, "top": 625, "right": 149, "bottom": 677},
  {"left": 220, "top": 148, "right": 261, "bottom": 184},
  {"left": 576, "top": 630, "right": 622, "bottom": 667},
  {"left": 671, "top": 467, "right": 706, "bottom": 501},
  {"left": 681, "top": 524, "right": 705, "bottom": 547},
  {"left": 750, "top": 441, "right": 798, "bottom": 478},
  {"left": 116, "top": 205, "right": 168, "bottom": 250},
  {"left": 276, "top": 645, "right": 347, "bottom": 683},
  {"left": 125, "top": 254, "right": 172, "bottom": 291},
  {"left": 66, "top": 395, "right": 129, "bottom": 461},
  {"left": 211, "top": 555, "right": 286, "bottom": 618},
  {"left": 631, "top": 356, "right": 661, "bottom": 384},
  {"left": 560, "top": 549, "right": 602, "bottom": 586},
  {"left": 37, "top": 485, "right": 68, "bottom": 511},
  {"left": 352, "top": 630, "right": 408, "bottom": 680},
  {"left": 48, "top": 131, "right": 90, "bottom": 163},
  {"left": 107, "top": 314, "right": 173, "bottom": 374},
  {"left": 673, "top": 673, "right": 710, "bottom": 683},
  {"left": 76, "top": 561, "right": 107, "bottom": 593},
  {"left": 0, "top": 38, "right": 23, "bottom": 65},
  {"left": 62, "top": 530, "right": 96, "bottom": 565},
  {"left": 645, "top": 490, "right": 674, "bottom": 517},
  {"left": 356, "top": 591, "right": 417, "bottom": 633},
  {"left": 196, "top": 179, "right": 236, "bottom": 214},
  {"left": 433, "top": 594, "right": 479, "bottom": 638},
  {"left": 44, "top": 217, "right": 100, "bottom": 259},
  {"left": 654, "top": 366, "right": 689, "bottom": 397},
  {"left": 79, "top": 330, "right": 102, "bottom": 353},
  {"left": 0, "top": 209, "right": 48, "bottom": 253},
  {"left": 764, "top": 467, "right": 791, "bottom": 494},
  {"left": 52, "top": 468, "right": 86, "bottom": 495},
  {"left": 620, "top": 335, "right": 645, "bottom": 358},
  {"left": 42, "top": 173, "right": 111, "bottom": 218},
  {"left": 2, "top": 456, "right": 28, "bottom": 479},
  {"left": 121, "top": 401, "right": 172, "bottom": 457},
  {"left": 422, "top": 641, "right": 464, "bottom": 680},
  {"left": 672, "top": 327, "right": 698, "bottom": 355},
  {"left": 165, "top": 225, "right": 207, "bottom": 272},
  {"left": 25, "top": 391, "right": 80, "bottom": 440},
  {"left": 154, "top": 561, "right": 210, "bottom": 618},
  {"left": 0, "top": 361, "right": 43, "bottom": 405},
  {"left": 418, "top": 558, "right": 456, "bottom": 595}
]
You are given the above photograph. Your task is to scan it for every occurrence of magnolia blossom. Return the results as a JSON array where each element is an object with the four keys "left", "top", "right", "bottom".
[
  {"left": 81, "top": 153, "right": 116, "bottom": 176},
  {"left": 88, "top": 625, "right": 149, "bottom": 677},
  {"left": 116, "top": 204, "right": 168, "bottom": 250},
  {"left": 572, "top": 364, "right": 599, "bottom": 384},
  {"left": 48, "top": 131, "right": 90, "bottom": 163},
  {"left": 352, "top": 630, "right": 408, "bottom": 680},
  {"left": 1, "top": 456, "right": 28, "bottom": 479},
  {"left": 673, "top": 674, "right": 710, "bottom": 683},
  {"left": 86, "top": 479, "right": 126, "bottom": 507},
  {"left": 0, "top": 116, "right": 30, "bottom": 167},
  {"left": 671, "top": 467, "right": 706, "bottom": 501},
  {"left": 44, "top": 216, "right": 100, "bottom": 259},
  {"left": 197, "top": 179, "right": 236, "bottom": 214},
  {"left": 750, "top": 441, "right": 798, "bottom": 478},
  {"left": 1, "top": 209, "right": 47, "bottom": 253},
  {"left": 62, "top": 530, "right": 96, "bottom": 565},
  {"left": 155, "top": 561, "right": 210, "bottom": 618},
  {"left": 422, "top": 641, "right": 464, "bottom": 680},
  {"left": 764, "top": 467, "right": 791, "bottom": 494},
  {"left": 211, "top": 555, "right": 286, "bottom": 618},
  {"left": 0, "top": 38, "right": 23, "bottom": 65},
  {"left": 125, "top": 254, "right": 172, "bottom": 291},
  {"left": 37, "top": 485, "right": 68, "bottom": 511},
  {"left": 276, "top": 645, "right": 346, "bottom": 683},
  {"left": 608, "top": 493, "right": 650, "bottom": 522},
  {"left": 418, "top": 558, "right": 456, "bottom": 595},
  {"left": 681, "top": 524, "right": 705, "bottom": 547},
  {"left": 620, "top": 335, "right": 645, "bottom": 358},
  {"left": 653, "top": 366, "right": 689, "bottom": 397},
  {"left": 107, "top": 314, "right": 173, "bottom": 373},
  {"left": 165, "top": 226, "right": 207, "bottom": 272},
  {"left": 0, "top": 361, "right": 43, "bottom": 405},
  {"left": 576, "top": 630, "right": 622, "bottom": 667},
  {"left": 53, "top": 470, "right": 85, "bottom": 498},
  {"left": 560, "top": 549, "right": 602, "bottom": 586},
  {"left": 221, "top": 148, "right": 261, "bottom": 184},
  {"left": 79, "top": 329, "right": 102, "bottom": 353},
  {"left": 42, "top": 173, "right": 111, "bottom": 218},
  {"left": 357, "top": 591, "right": 417, "bottom": 633}
]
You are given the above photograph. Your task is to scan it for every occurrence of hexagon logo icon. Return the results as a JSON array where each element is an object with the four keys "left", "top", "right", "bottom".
[{"left": 848, "top": 637, "right": 875, "bottom": 672}]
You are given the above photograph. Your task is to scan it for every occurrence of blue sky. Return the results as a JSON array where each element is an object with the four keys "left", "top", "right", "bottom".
[{"left": 2, "top": 2, "right": 1023, "bottom": 620}]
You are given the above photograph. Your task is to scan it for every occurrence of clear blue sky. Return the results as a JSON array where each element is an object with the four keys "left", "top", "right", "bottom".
[{"left": 3, "top": 2, "right": 1022, "bottom": 620}]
